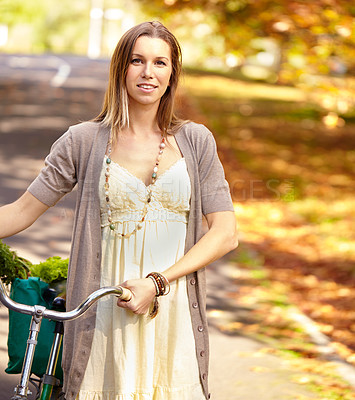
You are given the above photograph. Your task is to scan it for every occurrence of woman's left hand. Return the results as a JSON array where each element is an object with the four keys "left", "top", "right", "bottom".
[{"left": 116, "top": 278, "right": 156, "bottom": 315}]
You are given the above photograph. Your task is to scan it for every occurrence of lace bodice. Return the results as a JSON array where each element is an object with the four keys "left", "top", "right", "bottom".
[{"left": 99, "top": 157, "right": 191, "bottom": 226}]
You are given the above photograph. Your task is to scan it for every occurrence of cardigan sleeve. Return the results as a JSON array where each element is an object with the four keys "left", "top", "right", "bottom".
[
  {"left": 27, "top": 128, "right": 77, "bottom": 207},
  {"left": 198, "top": 127, "right": 234, "bottom": 215}
]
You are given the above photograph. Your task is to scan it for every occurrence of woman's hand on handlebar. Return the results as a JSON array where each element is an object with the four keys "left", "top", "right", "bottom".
[{"left": 116, "top": 278, "right": 156, "bottom": 315}]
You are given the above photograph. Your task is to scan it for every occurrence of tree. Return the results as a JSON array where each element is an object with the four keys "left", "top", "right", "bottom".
[
  {"left": 0, "top": 0, "right": 45, "bottom": 26},
  {"left": 0, "top": 0, "right": 90, "bottom": 53},
  {"left": 141, "top": 0, "right": 355, "bottom": 82}
]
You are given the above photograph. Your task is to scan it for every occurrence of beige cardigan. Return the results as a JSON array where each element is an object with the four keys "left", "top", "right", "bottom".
[{"left": 27, "top": 121, "right": 234, "bottom": 400}]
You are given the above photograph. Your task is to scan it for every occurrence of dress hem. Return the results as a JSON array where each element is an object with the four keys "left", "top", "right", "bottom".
[{"left": 76, "top": 382, "right": 204, "bottom": 400}]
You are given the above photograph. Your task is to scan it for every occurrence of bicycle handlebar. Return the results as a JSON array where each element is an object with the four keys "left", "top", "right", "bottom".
[{"left": 0, "top": 279, "right": 132, "bottom": 321}]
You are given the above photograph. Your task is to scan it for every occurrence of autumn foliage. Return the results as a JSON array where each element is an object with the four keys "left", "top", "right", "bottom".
[{"left": 178, "top": 72, "right": 355, "bottom": 369}]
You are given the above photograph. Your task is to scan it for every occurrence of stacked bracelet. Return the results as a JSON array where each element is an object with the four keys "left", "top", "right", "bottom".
[
  {"left": 146, "top": 272, "right": 170, "bottom": 318},
  {"left": 146, "top": 272, "right": 170, "bottom": 297}
]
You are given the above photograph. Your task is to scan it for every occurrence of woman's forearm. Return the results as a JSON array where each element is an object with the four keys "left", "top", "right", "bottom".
[
  {"left": 118, "top": 213, "right": 237, "bottom": 315},
  {"left": 163, "top": 211, "right": 238, "bottom": 282},
  {"left": 0, "top": 191, "right": 49, "bottom": 239}
]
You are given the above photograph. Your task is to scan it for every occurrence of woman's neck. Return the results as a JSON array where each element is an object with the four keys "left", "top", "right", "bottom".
[{"left": 127, "top": 103, "right": 161, "bottom": 137}]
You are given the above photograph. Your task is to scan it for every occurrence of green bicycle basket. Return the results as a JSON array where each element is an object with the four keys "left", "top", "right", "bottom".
[{"left": 5, "top": 277, "right": 63, "bottom": 382}]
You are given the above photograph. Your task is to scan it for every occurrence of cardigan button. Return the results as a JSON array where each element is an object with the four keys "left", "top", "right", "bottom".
[
  {"left": 190, "top": 278, "right": 196, "bottom": 285},
  {"left": 192, "top": 302, "right": 198, "bottom": 309},
  {"left": 198, "top": 325, "right": 204, "bottom": 332},
  {"left": 202, "top": 373, "right": 207, "bottom": 380},
  {"left": 200, "top": 350, "right": 205, "bottom": 357}
]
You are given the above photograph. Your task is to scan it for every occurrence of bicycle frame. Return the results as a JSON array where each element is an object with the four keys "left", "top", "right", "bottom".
[
  {"left": 39, "top": 299, "right": 65, "bottom": 400},
  {"left": 0, "top": 279, "right": 131, "bottom": 400}
]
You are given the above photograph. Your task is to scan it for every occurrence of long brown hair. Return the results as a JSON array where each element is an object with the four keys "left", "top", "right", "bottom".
[{"left": 94, "top": 21, "right": 186, "bottom": 137}]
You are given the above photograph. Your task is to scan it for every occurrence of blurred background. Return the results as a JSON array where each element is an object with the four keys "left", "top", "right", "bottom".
[{"left": 0, "top": 0, "right": 355, "bottom": 399}]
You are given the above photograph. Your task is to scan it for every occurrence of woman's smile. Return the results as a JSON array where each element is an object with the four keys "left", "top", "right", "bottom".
[{"left": 136, "top": 83, "right": 158, "bottom": 92}]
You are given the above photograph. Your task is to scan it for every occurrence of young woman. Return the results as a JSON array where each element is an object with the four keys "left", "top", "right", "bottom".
[{"left": 0, "top": 21, "right": 237, "bottom": 400}]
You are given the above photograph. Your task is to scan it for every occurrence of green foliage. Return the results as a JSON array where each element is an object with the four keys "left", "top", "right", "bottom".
[
  {"left": 33, "top": 0, "right": 90, "bottom": 53},
  {"left": 1, "top": 0, "right": 90, "bottom": 53},
  {"left": 0, "top": 0, "right": 44, "bottom": 26},
  {"left": 30, "top": 256, "right": 68, "bottom": 284},
  {"left": 0, "top": 240, "right": 31, "bottom": 285},
  {"left": 233, "top": 244, "right": 264, "bottom": 268},
  {"left": 0, "top": 240, "right": 68, "bottom": 284}
]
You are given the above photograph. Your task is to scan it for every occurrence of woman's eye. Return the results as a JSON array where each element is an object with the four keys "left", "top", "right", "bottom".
[
  {"left": 131, "top": 58, "right": 142, "bottom": 64},
  {"left": 156, "top": 60, "right": 167, "bottom": 66}
]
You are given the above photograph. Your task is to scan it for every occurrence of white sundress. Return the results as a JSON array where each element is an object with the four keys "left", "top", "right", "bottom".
[{"left": 76, "top": 156, "right": 206, "bottom": 400}]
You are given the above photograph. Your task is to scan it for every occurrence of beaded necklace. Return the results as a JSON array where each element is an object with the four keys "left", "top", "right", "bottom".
[{"left": 104, "top": 133, "right": 166, "bottom": 238}]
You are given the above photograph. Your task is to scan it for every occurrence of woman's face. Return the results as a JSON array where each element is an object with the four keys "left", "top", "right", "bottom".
[{"left": 125, "top": 36, "right": 172, "bottom": 110}]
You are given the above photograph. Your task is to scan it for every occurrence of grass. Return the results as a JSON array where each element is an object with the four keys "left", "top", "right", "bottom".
[{"left": 182, "top": 74, "right": 307, "bottom": 102}]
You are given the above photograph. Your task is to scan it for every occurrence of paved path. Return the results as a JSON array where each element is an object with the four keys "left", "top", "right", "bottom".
[{"left": 0, "top": 54, "right": 330, "bottom": 400}]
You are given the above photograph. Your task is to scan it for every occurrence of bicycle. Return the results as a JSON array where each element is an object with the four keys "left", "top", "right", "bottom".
[{"left": 0, "top": 278, "right": 132, "bottom": 400}]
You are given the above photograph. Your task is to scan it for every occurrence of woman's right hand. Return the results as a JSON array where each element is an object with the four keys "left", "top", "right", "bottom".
[
  {"left": 116, "top": 278, "right": 157, "bottom": 315},
  {"left": 0, "top": 191, "right": 49, "bottom": 239}
]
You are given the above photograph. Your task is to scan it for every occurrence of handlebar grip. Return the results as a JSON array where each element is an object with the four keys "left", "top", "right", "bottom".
[{"left": 117, "top": 286, "right": 132, "bottom": 301}]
